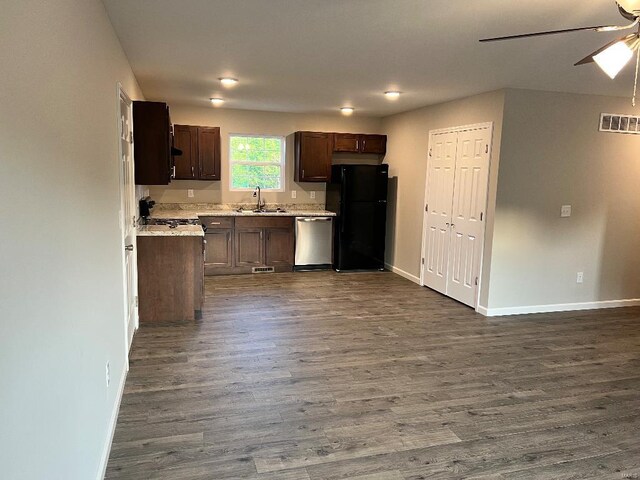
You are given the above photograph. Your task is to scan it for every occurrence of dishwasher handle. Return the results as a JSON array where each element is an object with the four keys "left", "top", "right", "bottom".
[{"left": 296, "top": 217, "right": 332, "bottom": 222}]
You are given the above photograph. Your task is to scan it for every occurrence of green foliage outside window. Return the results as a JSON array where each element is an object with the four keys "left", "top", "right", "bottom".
[{"left": 230, "top": 135, "right": 284, "bottom": 190}]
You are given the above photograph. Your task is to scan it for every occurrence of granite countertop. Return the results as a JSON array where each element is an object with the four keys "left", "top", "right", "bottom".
[
  {"left": 137, "top": 225, "right": 205, "bottom": 237},
  {"left": 149, "top": 203, "right": 336, "bottom": 219}
]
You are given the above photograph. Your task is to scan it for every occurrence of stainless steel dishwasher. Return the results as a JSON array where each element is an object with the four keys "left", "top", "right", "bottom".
[{"left": 294, "top": 217, "right": 333, "bottom": 270}]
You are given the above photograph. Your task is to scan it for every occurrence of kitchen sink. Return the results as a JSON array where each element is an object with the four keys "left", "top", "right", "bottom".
[{"left": 236, "top": 208, "right": 287, "bottom": 214}]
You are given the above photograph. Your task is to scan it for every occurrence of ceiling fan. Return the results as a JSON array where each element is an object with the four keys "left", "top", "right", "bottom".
[{"left": 480, "top": 1, "right": 640, "bottom": 104}]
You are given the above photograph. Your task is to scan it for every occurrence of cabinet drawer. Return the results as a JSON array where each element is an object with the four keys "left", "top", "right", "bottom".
[
  {"left": 200, "top": 216, "right": 234, "bottom": 229},
  {"left": 235, "top": 216, "right": 293, "bottom": 229}
]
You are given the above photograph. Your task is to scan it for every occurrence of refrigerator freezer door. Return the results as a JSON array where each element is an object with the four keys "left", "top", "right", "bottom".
[{"left": 340, "top": 165, "right": 388, "bottom": 202}]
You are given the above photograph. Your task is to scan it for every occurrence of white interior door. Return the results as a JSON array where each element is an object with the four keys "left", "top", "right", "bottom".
[
  {"left": 447, "top": 128, "right": 491, "bottom": 307},
  {"left": 422, "top": 132, "right": 457, "bottom": 294},
  {"left": 119, "top": 87, "right": 138, "bottom": 350}
]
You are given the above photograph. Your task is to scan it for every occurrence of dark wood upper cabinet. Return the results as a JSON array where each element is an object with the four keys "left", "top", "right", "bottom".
[
  {"left": 295, "top": 131, "right": 333, "bottom": 182},
  {"left": 333, "top": 133, "right": 387, "bottom": 155},
  {"left": 333, "top": 133, "right": 360, "bottom": 153},
  {"left": 198, "top": 127, "right": 221, "bottom": 180},
  {"left": 133, "top": 101, "right": 173, "bottom": 185},
  {"left": 173, "top": 125, "right": 221, "bottom": 181},
  {"left": 173, "top": 125, "right": 197, "bottom": 180},
  {"left": 360, "top": 134, "right": 387, "bottom": 155}
]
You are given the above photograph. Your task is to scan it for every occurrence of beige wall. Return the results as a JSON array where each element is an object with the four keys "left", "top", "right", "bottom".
[
  {"left": 486, "top": 89, "right": 640, "bottom": 311},
  {"left": 381, "top": 91, "right": 506, "bottom": 302},
  {"left": 148, "top": 106, "right": 383, "bottom": 205},
  {"left": 0, "top": 0, "right": 142, "bottom": 478}
]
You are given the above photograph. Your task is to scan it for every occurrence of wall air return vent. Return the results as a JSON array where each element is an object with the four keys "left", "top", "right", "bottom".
[{"left": 599, "top": 113, "right": 640, "bottom": 134}]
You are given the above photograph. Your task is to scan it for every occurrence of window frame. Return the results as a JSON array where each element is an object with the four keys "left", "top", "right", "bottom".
[{"left": 228, "top": 133, "right": 286, "bottom": 192}]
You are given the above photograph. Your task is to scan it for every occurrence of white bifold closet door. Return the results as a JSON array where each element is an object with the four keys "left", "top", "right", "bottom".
[{"left": 422, "top": 126, "right": 491, "bottom": 308}]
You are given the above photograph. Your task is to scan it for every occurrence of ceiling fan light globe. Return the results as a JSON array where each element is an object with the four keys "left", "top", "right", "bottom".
[{"left": 594, "top": 41, "right": 634, "bottom": 79}]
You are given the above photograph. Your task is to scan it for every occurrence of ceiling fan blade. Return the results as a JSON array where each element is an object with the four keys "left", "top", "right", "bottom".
[
  {"left": 574, "top": 33, "right": 636, "bottom": 65},
  {"left": 480, "top": 25, "right": 608, "bottom": 43}
]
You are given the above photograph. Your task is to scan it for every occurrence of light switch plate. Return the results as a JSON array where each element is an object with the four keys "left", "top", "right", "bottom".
[
  {"left": 561, "top": 205, "right": 572, "bottom": 218},
  {"left": 291, "top": 190, "right": 297, "bottom": 199},
  {"left": 187, "top": 189, "right": 194, "bottom": 198},
  {"left": 577, "top": 272, "right": 584, "bottom": 284},
  {"left": 310, "top": 191, "right": 316, "bottom": 199}
]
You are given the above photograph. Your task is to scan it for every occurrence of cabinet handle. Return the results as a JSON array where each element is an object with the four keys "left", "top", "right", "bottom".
[
  {"left": 362, "top": 140, "right": 366, "bottom": 150},
  {"left": 171, "top": 166, "right": 176, "bottom": 178},
  {"left": 356, "top": 140, "right": 359, "bottom": 150},
  {"left": 302, "top": 169, "right": 305, "bottom": 179},
  {"left": 210, "top": 222, "right": 221, "bottom": 225},
  {"left": 191, "top": 166, "right": 194, "bottom": 176}
]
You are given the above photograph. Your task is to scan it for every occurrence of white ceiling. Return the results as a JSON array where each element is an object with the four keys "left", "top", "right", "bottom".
[{"left": 102, "top": 0, "right": 639, "bottom": 117}]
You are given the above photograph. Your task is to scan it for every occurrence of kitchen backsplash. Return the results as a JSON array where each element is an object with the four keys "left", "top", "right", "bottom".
[
  {"left": 152, "top": 203, "right": 327, "bottom": 212},
  {"left": 147, "top": 181, "right": 326, "bottom": 205}
]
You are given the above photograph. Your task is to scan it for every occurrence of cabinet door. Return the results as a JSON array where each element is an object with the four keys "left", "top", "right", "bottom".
[
  {"left": 295, "top": 131, "right": 332, "bottom": 182},
  {"left": 133, "top": 101, "right": 171, "bottom": 185},
  {"left": 205, "top": 229, "right": 233, "bottom": 268},
  {"left": 173, "top": 125, "right": 197, "bottom": 179},
  {"left": 198, "top": 127, "right": 221, "bottom": 180},
  {"left": 360, "top": 135, "right": 387, "bottom": 155},
  {"left": 235, "top": 228, "right": 264, "bottom": 266},
  {"left": 333, "top": 133, "right": 360, "bottom": 153},
  {"left": 265, "top": 227, "right": 294, "bottom": 268}
]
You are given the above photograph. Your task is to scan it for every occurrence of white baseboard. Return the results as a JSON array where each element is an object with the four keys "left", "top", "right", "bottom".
[
  {"left": 479, "top": 298, "right": 640, "bottom": 317},
  {"left": 96, "top": 364, "right": 128, "bottom": 480},
  {"left": 385, "top": 263, "right": 421, "bottom": 285}
]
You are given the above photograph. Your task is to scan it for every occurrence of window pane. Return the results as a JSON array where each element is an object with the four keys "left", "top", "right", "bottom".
[
  {"left": 230, "top": 135, "right": 284, "bottom": 190},
  {"left": 231, "top": 163, "right": 281, "bottom": 190},
  {"left": 264, "top": 137, "right": 280, "bottom": 150}
]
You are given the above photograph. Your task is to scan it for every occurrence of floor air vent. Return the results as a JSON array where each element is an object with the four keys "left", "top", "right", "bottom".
[
  {"left": 599, "top": 113, "right": 640, "bottom": 135},
  {"left": 252, "top": 266, "right": 275, "bottom": 274}
]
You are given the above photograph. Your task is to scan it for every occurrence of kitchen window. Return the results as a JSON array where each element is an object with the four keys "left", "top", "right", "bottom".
[{"left": 229, "top": 134, "right": 285, "bottom": 191}]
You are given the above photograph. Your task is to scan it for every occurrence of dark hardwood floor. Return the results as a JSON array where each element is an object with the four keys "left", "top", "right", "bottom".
[{"left": 106, "top": 271, "right": 640, "bottom": 479}]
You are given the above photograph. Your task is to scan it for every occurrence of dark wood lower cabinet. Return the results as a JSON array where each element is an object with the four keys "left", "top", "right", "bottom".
[
  {"left": 137, "top": 235, "right": 204, "bottom": 323},
  {"left": 265, "top": 228, "right": 294, "bottom": 267},
  {"left": 204, "top": 229, "right": 233, "bottom": 270},
  {"left": 235, "top": 228, "right": 264, "bottom": 267},
  {"left": 202, "top": 216, "right": 294, "bottom": 275}
]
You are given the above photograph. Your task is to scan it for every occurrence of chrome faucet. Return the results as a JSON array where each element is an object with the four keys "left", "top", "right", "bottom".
[{"left": 253, "top": 186, "right": 265, "bottom": 211}]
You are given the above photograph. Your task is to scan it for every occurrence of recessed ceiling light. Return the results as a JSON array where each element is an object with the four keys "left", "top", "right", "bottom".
[
  {"left": 210, "top": 97, "right": 225, "bottom": 106},
  {"left": 340, "top": 107, "right": 355, "bottom": 116},
  {"left": 219, "top": 77, "right": 239, "bottom": 87},
  {"left": 384, "top": 91, "right": 401, "bottom": 99}
]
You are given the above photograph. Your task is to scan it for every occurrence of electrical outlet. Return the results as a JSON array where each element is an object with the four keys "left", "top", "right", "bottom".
[
  {"left": 143, "top": 189, "right": 150, "bottom": 197},
  {"left": 105, "top": 361, "right": 110, "bottom": 387},
  {"left": 561, "top": 205, "right": 572, "bottom": 218},
  {"left": 187, "top": 189, "right": 194, "bottom": 198},
  {"left": 291, "top": 190, "right": 297, "bottom": 199},
  {"left": 577, "top": 272, "right": 584, "bottom": 284},
  {"left": 310, "top": 191, "right": 316, "bottom": 199}
]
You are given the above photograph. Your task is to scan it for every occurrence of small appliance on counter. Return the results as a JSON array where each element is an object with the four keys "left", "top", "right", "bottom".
[
  {"left": 326, "top": 164, "right": 388, "bottom": 271},
  {"left": 139, "top": 196, "right": 155, "bottom": 222}
]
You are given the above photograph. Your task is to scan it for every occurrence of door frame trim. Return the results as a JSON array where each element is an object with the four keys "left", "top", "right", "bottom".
[
  {"left": 420, "top": 122, "right": 494, "bottom": 311},
  {"left": 116, "top": 83, "right": 138, "bottom": 358}
]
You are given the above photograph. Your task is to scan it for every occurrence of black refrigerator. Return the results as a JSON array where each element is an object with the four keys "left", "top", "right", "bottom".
[{"left": 326, "top": 164, "right": 388, "bottom": 271}]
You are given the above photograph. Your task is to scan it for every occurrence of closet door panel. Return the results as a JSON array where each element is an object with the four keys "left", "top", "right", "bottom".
[{"left": 447, "top": 128, "right": 491, "bottom": 308}]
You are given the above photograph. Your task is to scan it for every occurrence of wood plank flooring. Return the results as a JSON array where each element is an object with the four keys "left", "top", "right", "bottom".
[{"left": 106, "top": 271, "right": 640, "bottom": 479}]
